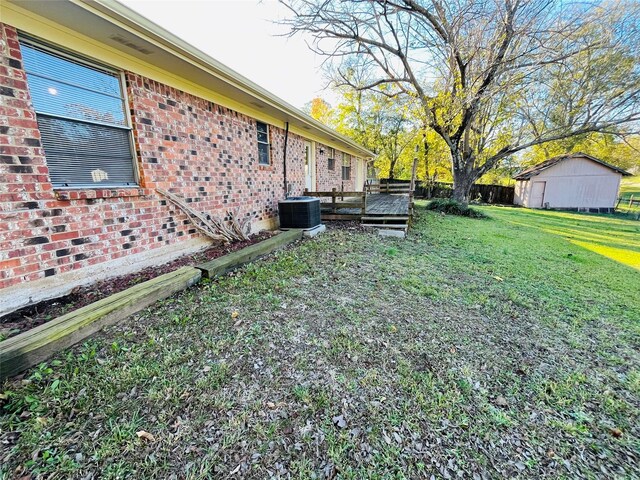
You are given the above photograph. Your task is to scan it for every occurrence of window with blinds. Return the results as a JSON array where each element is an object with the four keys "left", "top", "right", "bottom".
[
  {"left": 20, "top": 39, "right": 136, "bottom": 188},
  {"left": 256, "top": 121, "right": 270, "bottom": 165},
  {"left": 342, "top": 153, "right": 351, "bottom": 180}
]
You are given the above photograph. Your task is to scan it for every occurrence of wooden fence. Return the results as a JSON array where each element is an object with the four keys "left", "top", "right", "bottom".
[
  {"left": 408, "top": 181, "right": 515, "bottom": 205},
  {"left": 616, "top": 195, "right": 640, "bottom": 217}
]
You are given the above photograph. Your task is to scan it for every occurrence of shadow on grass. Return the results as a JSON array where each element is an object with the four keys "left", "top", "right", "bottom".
[{"left": 488, "top": 207, "right": 640, "bottom": 271}]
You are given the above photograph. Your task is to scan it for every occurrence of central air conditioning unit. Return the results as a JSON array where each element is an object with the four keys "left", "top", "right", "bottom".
[{"left": 278, "top": 197, "right": 321, "bottom": 229}]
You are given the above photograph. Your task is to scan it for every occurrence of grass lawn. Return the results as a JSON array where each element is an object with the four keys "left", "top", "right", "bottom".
[
  {"left": 619, "top": 176, "right": 640, "bottom": 216},
  {"left": 620, "top": 175, "right": 640, "bottom": 201},
  {"left": 1, "top": 205, "right": 639, "bottom": 479}
]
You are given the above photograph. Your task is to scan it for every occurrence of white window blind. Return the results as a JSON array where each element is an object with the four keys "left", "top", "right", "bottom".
[{"left": 20, "top": 39, "right": 136, "bottom": 188}]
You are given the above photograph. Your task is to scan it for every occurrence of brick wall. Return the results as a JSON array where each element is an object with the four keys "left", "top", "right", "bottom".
[
  {"left": 314, "top": 142, "right": 357, "bottom": 192},
  {"left": 0, "top": 22, "right": 313, "bottom": 302}
]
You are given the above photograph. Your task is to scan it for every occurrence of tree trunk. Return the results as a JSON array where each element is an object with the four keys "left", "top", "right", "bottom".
[
  {"left": 451, "top": 151, "right": 475, "bottom": 204},
  {"left": 452, "top": 172, "right": 474, "bottom": 204},
  {"left": 388, "top": 158, "right": 397, "bottom": 180}
]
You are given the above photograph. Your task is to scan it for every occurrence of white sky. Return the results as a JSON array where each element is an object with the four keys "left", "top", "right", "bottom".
[{"left": 119, "top": 0, "right": 333, "bottom": 109}]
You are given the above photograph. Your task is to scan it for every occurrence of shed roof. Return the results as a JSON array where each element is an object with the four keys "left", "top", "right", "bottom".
[{"left": 513, "top": 152, "right": 631, "bottom": 180}]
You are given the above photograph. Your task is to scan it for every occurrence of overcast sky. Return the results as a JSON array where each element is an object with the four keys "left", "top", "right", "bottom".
[{"left": 119, "top": 0, "right": 331, "bottom": 109}]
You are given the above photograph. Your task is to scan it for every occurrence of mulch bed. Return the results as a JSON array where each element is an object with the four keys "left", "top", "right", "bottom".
[{"left": 0, "top": 231, "right": 274, "bottom": 341}]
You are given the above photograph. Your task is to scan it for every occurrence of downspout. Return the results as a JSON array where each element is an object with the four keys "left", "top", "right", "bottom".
[{"left": 283, "top": 121, "right": 289, "bottom": 198}]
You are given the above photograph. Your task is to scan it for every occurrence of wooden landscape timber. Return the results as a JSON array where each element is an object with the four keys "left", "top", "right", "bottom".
[
  {"left": 197, "top": 229, "right": 303, "bottom": 278},
  {"left": 0, "top": 267, "right": 202, "bottom": 381}
]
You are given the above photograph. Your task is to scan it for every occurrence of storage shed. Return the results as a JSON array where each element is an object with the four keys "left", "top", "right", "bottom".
[{"left": 513, "top": 153, "right": 630, "bottom": 212}]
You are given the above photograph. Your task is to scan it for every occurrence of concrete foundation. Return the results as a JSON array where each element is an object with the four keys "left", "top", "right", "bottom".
[
  {"left": 302, "top": 224, "right": 326, "bottom": 238},
  {"left": 378, "top": 229, "right": 406, "bottom": 239},
  {"left": 0, "top": 237, "right": 210, "bottom": 317}
]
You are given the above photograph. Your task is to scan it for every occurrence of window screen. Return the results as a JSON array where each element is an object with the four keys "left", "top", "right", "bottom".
[
  {"left": 20, "top": 40, "right": 136, "bottom": 188},
  {"left": 327, "top": 147, "right": 335, "bottom": 170},
  {"left": 256, "top": 121, "right": 270, "bottom": 165}
]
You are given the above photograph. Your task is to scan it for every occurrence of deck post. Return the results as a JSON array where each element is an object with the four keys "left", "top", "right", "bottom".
[
  {"left": 332, "top": 187, "right": 337, "bottom": 213},
  {"left": 409, "top": 158, "right": 418, "bottom": 216}
]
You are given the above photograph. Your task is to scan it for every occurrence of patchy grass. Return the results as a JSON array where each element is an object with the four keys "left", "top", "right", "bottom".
[{"left": 1, "top": 205, "right": 639, "bottom": 479}]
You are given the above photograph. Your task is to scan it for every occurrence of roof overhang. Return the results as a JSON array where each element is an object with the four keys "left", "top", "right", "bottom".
[
  {"left": 513, "top": 152, "right": 631, "bottom": 180},
  {"left": 4, "top": 0, "right": 375, "bottom": 158}
]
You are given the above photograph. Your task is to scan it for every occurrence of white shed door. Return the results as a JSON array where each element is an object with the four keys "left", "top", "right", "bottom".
[{"left": 530, "top": 181, "right": 546, "bottom": 208}]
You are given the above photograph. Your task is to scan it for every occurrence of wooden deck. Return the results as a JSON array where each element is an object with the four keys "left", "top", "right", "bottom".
[
  {"left": 320, "top": 193, "right": 409, "bottom": 216},
  {"left": 305, "top": 173, "right": 418, "bottom": 234}
]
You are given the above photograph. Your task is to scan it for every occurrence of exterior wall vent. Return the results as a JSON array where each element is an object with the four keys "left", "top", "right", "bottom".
[{"left": 108, "top": 34, "right": 154, "bottom": 54}]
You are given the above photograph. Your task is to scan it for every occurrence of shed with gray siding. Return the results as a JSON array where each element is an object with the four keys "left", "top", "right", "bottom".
[{"left": 513, "top": 153, "right": 630, "bottom": 212}]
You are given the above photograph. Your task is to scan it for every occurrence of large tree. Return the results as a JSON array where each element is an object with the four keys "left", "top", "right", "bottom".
[
  {"left": 281, "top": 0, "right": 640, "bottom": 202},
  {"left": 306, "top": 89, "right": 419, "bottom": 179}
]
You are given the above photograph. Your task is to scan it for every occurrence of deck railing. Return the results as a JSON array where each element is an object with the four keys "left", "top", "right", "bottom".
[
  {"left": 304, "top": 187, "right": 366, "bottom": 220},
  {"left": 303, "top": 158, "right": 418, "bottom": 221},
  {"left": 366, "top": 182, "right": 413, "bottom": 194}
]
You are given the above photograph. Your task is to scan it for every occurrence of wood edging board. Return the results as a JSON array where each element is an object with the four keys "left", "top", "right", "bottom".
[
  {"left": 196, "top": 229, "right": 303, "bottom": 279},
  {"left": 0, "top": 266, "right": 202, "bottom": 381}
]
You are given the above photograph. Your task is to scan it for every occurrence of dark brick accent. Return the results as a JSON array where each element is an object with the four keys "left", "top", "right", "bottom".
[
  {"left": 24, "top": 236, "right": 49, "bottom": 245},
  {"left": 19, "top": 201, "right": 39, "bottom": 209},
  {"left": 9, "top": 165, "right": 32, "bottom": 173}
]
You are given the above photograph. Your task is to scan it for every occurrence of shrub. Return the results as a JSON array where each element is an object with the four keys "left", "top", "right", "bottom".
[{"left": 426, "top": 198, "right": 487, "bottom": 218}]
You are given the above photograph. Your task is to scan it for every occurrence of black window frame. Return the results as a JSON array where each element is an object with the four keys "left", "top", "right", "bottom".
[
  {"left": 19, "top": 36, "right": 138, "bottom": 189},
  {"left": 256, "top": 121, "right": 270, "bottom": 165}
]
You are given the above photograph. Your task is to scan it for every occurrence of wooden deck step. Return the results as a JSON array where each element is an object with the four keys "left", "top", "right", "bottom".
[
  {"left": 361, "top": 216, "right": 409, "bottom": 222},
  {"left": 362, "top": 223, "right": 408, "bottom": 230}
]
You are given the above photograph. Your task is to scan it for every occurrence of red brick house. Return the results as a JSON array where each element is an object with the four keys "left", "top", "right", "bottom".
[{"left": 0, "top": 0, "right": 373, "bottom": 315}]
